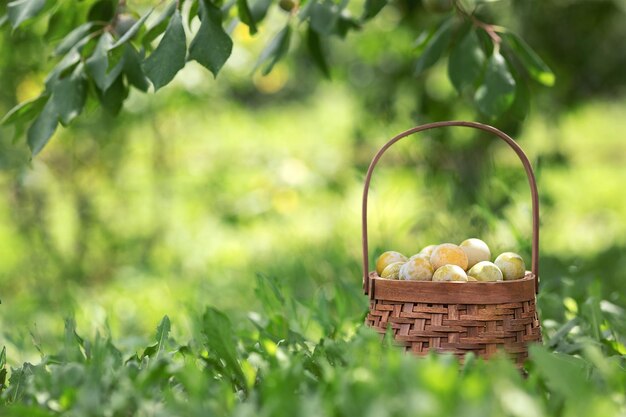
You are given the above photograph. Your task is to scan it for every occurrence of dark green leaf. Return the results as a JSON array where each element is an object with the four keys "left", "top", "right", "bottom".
[
  {"left": 307, "top": 27, "right": 330, "bottom": 78},
  {"left": 123, "top": 44, "right": 150, "bottom": 92},
  {"left": 188, "top": 0, "right": 233, "bottom": 77},
  {"left": 27, "top": 97, "right": 58, "bottom": 156},
  {"left": 448, "top": 28, "right": 486, "bottom": 93},
  {"left": 237, "top": 0, "right": 257, "bottom": 34},
  {"left": 1, "top": 95, "right": 48, "bottom": 126},
  {"left": 530, "top": 345, "right": 590, "bottom": 398},
  {"left": 52, "top": 65, "right": 87, "bottom": 126},
  {"left": 88, "top": 0, "right": 115, "bottom": 22},
  {"left": 7, "top": 363, "right": 34, "bottom": 403},
  {"left": 414, "top": 17, "right": 453, "bottom": 75},
  {"left": 474, "top": 51, "right": 516, "bottom": 117},
  {"left": 110, "top": 9, "right": 153, "bottom": 50},
  {"left": 54, "top": 22, "right": 96, "bottom": 56},
  {"left": 362, "top": 0, "right": 386, "bottom": 21},
  {"left": 201, "top": 307, "right": 247, "bottom": 390},
  {"left": 142, "top": 1, "right": 177, "bottom": 49},
  {"left": 86, "top": 33, "right": 126, "bottom": 91},
  {"left": 334, "top": 14, "right": 361, "bottom": 38},
  {"left": 508, "top": 73, "right": 530, "bottom": 121},
  {"left": 310, "top": 0, "right": 339, "bottom": 35},
  {"left": 0, "top": 14, "right": 8, "bottom": 28},
  {"left": 142, "top": 10, "right": 186, "bottom": 90},
  {"left": 7, "top": 0, "right": 45, "bottom": 29},
  {"left": 256, "top": 24, "right": 291, "bottom": 75},
  {"left": 503, "top": 32, "right": 554, "bottom": 87},
  {"left": 155, "top": 315, "right": 171, "bottom": 356},
  {"left": 98, "top": 75, "right": 128, "bottom": 115},
  {"left": 250, "top": 0, "right": 271, "bottom": 22}
]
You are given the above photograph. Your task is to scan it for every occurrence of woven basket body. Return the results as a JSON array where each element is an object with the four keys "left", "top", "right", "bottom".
[
  {"left": 361, "top": 121, "right": 543, "bottom": 366},
  {"left": 365, "top": 273, "right": 542, "bottom": 365}
]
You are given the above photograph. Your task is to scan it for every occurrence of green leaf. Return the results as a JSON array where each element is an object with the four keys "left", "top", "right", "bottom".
[
  {"left": 52, "top": 65, "right": 87, "bottom": 126},
  {"left": 334, "top": 14, "right": 361, "bottom": 38},
  {"left": 1, "top": 95, "right": 48, "bottom": 126},
  {"left": 86, "top": 33, "right": 120, "bottom": 91},
  {"left": 307, "top": 26, "right": 330, "bottom": 78},
  {"left": 256, "top": 24, "right": 291, "bottom": 76},
  {"left": 250, "top": 0, "right": 272, "bottom": 22},
  {"left": 362, "top": 0, "right": 386, "bottom": 21},
  {"left": 27, "top": 97, "right": 58, "bottom": 156},
  {"left": 237, "top": 0, "right": 257, "bottom": 35},
  {"left": 474, "top": 51, "right": 516, "bottom": 117},
  {"left": 7, "top": 363, "right": 34, "bottom": 403},
  {"left": 110, "top": 8, "right": 153, "bottom": 50},
  {"left": 98, "top": 75, "right": 128, "bottom": 115},
  {"left": 188, "top": 0, "right": 233, "bottom": 77},
  {"left": 310, "top": 0, "right": 339, "bottom": 35},
  {"left": 123, "top": 44, "right": 150, "bottom": 92},
  {"left": 155, "top": 315, "right": 171, "bottom": 355},
  {"left": 87, "top": 0, "right": 115, "bottom": 22},
  {"left": 503, "top": 32, "right": 554, "bottom": 87},
  {"left": 54, "top": 22, "right": 97, "bottom": 56},
  {"left": 414, "top": 17, "right": 453, "bottom": 75},
  {"left": 530, "top": 345, "right": 590, "bottom": 399},
  {"left": 45, "top": 49, "right": 82, "bottom": 88},
  {"left": 0, "top": 14, "right": 8, "bottom": 28},
  {"left": 448, "top": 28, "right": 486, "bottom": 93},
  {"left": 142, "top": 1, "right": 177, "bottom": 49},
  {"left": 142, "top": 10, "right": 186, "bottom": 91},
  {"left": 7, "top": 0, "right": 45, "bottom": 29},
  {"left": 0, "top": 347, "right": 6, "bottom": 392},
  {"left": 201, "top": 307, "right": 247, "bottom": 391}
]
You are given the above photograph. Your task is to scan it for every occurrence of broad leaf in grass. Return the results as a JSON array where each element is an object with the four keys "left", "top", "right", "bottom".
[
  {"left": 143, "top": 10, "right": 186, "bottom": 90},
  {"left": 530, "top": 344, "right": 590, "bottom": 399},
  {"left": 415, "top": 17, "right": 453, "bottom": 76},
  {"left": 201, "top": 307, "right": 247, "bottom": 391},
  {"left": 474, "top": 51, "right": 516, "bottom": 117},
  {"left": 143, "top": 315, "right": 171, "bottom": 358},
  {"left": 189, "top": 0, "right": 233, "bottom": 77}
]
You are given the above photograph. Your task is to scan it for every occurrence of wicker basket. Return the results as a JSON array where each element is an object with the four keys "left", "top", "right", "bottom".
[{"left": 362, "top": 121, "right": 542, "bottom": 366}]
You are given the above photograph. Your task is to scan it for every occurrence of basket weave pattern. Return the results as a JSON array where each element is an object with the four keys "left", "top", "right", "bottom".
[{"left": 366, "top": 296, "right": 541, "bottom": 365}]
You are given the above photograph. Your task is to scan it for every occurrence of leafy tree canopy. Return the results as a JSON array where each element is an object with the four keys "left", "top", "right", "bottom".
[{"left": 0, "top": 0, "right": 553, "bottom": 155}]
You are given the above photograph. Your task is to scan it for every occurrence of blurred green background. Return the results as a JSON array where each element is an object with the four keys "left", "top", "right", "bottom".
[{"left": 1, "top": 0, "right": 626, "bottom": 364}]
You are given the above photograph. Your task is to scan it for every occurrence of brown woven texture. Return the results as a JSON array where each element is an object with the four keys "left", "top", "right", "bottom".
[
  {"left": 366, "top": 274, "right": 542, "bottom": 366},
  {"left": 361, "top": 121, "right": 543, "bottom": 366}
]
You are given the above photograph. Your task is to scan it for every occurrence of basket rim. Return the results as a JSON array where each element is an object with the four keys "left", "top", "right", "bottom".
[{"left": 369, "top": 271, "right": 537, "bottom": 305}]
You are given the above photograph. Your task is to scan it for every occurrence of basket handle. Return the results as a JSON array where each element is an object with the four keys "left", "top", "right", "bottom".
[{"left": 362, "top": 121, "right": 540, "bottom": 295}]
